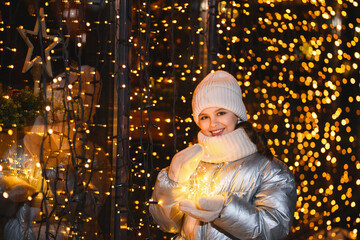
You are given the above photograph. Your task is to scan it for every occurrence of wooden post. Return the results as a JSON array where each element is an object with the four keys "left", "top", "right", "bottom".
[
  {"left": 114, "top": 0, "right": 131, "bottom": 239},
  {"left": 208, "top": 0, "right": 218, "bottom": 72}
]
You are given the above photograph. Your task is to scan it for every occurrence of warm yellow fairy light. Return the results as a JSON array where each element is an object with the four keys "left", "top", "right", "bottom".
[{"left": 3, "top": 192, "right": 9, "bottom": 199}]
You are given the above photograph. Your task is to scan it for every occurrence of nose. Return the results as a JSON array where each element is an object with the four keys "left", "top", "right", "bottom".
[{"left": 209, "top": 116, "right": 217, "bottom": 127}]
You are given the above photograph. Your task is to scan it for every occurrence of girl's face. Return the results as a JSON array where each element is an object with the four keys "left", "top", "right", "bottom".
[{"left": 198, "top": 107, "right": 239, "bottom": 137}]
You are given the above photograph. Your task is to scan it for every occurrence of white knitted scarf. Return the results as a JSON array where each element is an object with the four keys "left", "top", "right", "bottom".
[{"left": 197, "top": 128, "right": 257, "bottom": 163}]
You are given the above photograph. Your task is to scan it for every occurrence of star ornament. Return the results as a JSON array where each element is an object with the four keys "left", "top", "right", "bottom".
[{"left": 17, "top": 8, "right": 61, "bottom": 77}]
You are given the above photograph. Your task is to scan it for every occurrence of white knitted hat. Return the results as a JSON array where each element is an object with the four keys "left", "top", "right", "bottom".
[{"left": 192, "top": 70, "right": 247, "bottom": 125}]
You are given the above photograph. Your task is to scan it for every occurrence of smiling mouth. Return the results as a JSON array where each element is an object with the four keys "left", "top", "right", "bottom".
[{"left": 211, "top": 129, "right": 224, "bottom": 136}]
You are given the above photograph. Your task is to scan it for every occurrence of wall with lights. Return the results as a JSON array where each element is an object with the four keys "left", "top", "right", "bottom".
[{"left": 129, "top": 0, "right": 360, "bottom": 239}]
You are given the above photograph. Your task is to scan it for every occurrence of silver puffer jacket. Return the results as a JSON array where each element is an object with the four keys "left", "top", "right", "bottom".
[{"left": 150, "top": 152, "right": 297, "bottom": 240}]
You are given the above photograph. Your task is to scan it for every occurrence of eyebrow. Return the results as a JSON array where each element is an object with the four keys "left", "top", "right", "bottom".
[{"left": 199, "top": 108, "right": 227, "bottom": 116}]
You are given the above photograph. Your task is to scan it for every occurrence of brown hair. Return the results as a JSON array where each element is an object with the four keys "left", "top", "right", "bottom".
[{"left": 237, "top": 121, "right": 274, "bottom": 160}]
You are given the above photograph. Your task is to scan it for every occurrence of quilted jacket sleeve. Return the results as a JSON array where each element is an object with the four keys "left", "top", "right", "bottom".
[
  {"left": 149, "top": 168, "right": 188, "bottom": 233},
  {"left": 213, "top": 159, "right": 297, "bottom": 240}
]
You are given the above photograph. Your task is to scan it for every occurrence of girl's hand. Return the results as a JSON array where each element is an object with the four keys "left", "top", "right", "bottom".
[{"left": 179, "top": 195, "right": 225, "bottom": 222}]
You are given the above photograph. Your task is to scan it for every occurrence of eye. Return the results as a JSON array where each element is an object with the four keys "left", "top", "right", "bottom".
[
  {"left": 217, "top": 111, "right": 226, "bottom": 116},
  {"left": 199, "top": 115, "right": 209, "bottom": 120}
]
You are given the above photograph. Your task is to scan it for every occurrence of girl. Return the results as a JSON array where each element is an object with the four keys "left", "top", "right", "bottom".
[{"left": 149, "top": 70, "right": 297, "bottom": 240}]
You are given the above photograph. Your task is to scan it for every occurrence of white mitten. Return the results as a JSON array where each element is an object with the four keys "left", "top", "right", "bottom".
[
  {"left": 168, "top": 144, "right": 204, "bottom": 183},
  {"left": 179, "top": 195, "right": 225, "bottom": 222}
]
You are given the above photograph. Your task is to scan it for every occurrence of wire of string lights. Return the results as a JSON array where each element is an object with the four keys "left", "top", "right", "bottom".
[
  {"left": 128, "top": 1, "right": 205, "bottom": 239},
  {"left": 126, "top": 0, "right": 155, "bottom": 238},
  {"left": 38, "top": 2, "right": 110, "bottom": 238}
]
